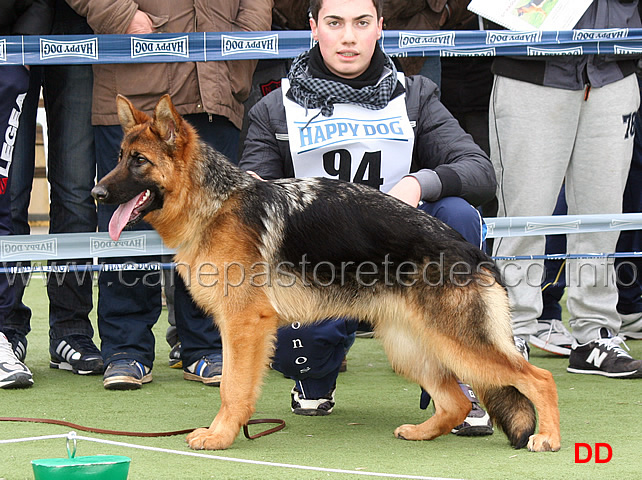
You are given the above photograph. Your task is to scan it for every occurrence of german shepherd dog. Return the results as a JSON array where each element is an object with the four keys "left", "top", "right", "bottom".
[{"left": 92, "top": 95, "right": 561, "bottom": 452}]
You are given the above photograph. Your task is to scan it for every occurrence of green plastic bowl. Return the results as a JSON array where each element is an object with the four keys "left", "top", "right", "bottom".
[{"left": 31, "top": 455, "right": 130, "bottom": 480}]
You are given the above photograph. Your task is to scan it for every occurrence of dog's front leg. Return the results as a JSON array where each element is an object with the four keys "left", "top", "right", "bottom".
[{"left": 186, "top": 304, "right": 279, "bottom": 450}]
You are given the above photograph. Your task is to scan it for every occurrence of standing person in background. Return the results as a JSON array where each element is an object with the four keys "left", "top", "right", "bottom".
[
  {"left": 0, "top": 0, "right": 54, "bottom": 389},
  {"left": 490, "top": 0, "right": 642, "bottom": 378},
  {"left": 382, "top": 0, "right": 473, "bottom": 88},
  {"left": 65, "top": 0, "right": 273, "bottom": 390},
  {"left": 6, "top": 0, "right": 102, "bottom": 379},
  {"left": 616, "top": 73, "right": 642, "bottom": 340}
]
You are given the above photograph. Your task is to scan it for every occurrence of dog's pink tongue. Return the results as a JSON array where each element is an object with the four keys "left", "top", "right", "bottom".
[{"left": 108, "top": 193, "right": 143, "bottom": 241}]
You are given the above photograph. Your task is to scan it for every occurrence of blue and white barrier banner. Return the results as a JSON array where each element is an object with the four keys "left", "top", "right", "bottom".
[
  {"left": 0, "top": 231, "right": 174, "bottom": 262},
  {"left": 2, "top": 253, "right": 642, "bottom": 275},
  {"left": 486, "top": 213, "right": 642, "bottom": 239},
  {"left": 0, "top": 213, "right": 640, "bottom": 262},
  {"left": 2, "top": 29, "right": 642, "bottom": 65}
]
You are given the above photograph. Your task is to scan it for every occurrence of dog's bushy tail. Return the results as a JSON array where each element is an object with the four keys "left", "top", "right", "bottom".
[{"left": 478, "top": 386, "right": 536, "bottom": 449}]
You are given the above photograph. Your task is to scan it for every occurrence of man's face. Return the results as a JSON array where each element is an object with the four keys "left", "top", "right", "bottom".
[{"left": 310, "top": 0, "right": 383, "bottom": 79}]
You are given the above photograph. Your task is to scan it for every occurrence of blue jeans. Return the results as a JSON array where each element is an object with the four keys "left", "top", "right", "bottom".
[
  {"left": 96, "top": 114, "right": 237, "bottom": 369},
  {"left": 3, "top": 6, "right": 97, "bottom": 343},
  {"left": 271, "top": 196, "right": 484, "bottom": 398},
  {"left": 6, "top": 64, "right": 97, "bottom": 342}
]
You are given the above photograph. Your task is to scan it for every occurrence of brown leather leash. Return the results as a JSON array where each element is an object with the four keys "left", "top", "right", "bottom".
[{"left": 0, "top": 416, "right": 285, "bottom": 440}]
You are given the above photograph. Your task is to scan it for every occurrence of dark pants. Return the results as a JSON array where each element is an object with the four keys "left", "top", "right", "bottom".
[
  {"left": 271, "top": 197, "right": 485, "bottom": 399},
  {"left": 2, "top": 4, "right": 96, "bottom": 345},
  {"left": 96, "top": 113, "right": 237, "bottom": 368},
  {"left": 0, "top": 66, "right": 30, "bottom": 333},
  {"left": 539, "top": 187, "right": 567, "bottom": 321},
  {"left": 616, "top": 81, "right": 642, "bottom": 315}
]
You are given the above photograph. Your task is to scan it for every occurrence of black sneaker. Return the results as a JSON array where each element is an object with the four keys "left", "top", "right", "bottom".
[
  {"left": 7, "top": 334, "right": 28, "bottom": 363},
  {"left": 3, "top": 330, "right": 28, "bottom": 362},
  {"left": 168, "top": 342, "right": 182, "bottom": 369},
  {"left": 291, "top": 386, "right": 335, "bottom": 416},
  {"left": 567, "top": 328, "right": 642, "bottom": 378},
  {"left": 50, "top": 335, "right": 103, "bottom": 375}
]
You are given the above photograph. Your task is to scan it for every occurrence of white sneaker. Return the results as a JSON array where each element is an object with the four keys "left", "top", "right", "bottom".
[
  {"left": 529, "top": 319, "right": 573, "bottom": 356},
  {"left": 291, "top": 386, "right": 335, "bottom": 416},
  {"left": 451, "top": 384, "right": 493, "bottom": 436},
  {"left": 619, "top": 312, "right": 642, "bottom": 340},
  {"left": 0, "top": 332, "right": 33, "bottom": 389}
]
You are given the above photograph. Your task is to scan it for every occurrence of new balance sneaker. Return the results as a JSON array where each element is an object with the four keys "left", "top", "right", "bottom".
[
  {"left": 514, "top": 336, "right": 530, "bottom": 361},
  {"left": 103, "top": 359, "right": 152, "bottom": 390},
  {"left": 0, "top": 332, "right": 33, "bottom": 389},
  {"left": 291, "top": 386, "right": 335, "bottom": 416},
  {"left": 530, "top": 319, "right": 573, "bottom": 356},
  {"left": 620, "top": 312, "right": 642, "bottom": 340},
  {"left": 567, "top": 328, "right": 642, "bottom": 378},
  {"left": 183, "top": 353, "right": 222, "bottom": 386},
  {"left": 168, "top": 342, "right": 182, "bottom": 368},
  {"left": 451, "top": 383, "right": 493, "bottom": 436},
  {"left": 50, "top": 335, "right": 103, "bottom": 375}
]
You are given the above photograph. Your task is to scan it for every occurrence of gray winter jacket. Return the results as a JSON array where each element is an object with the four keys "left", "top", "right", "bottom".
[
  {"left": 239, "top": 75, "right": 496, "bottom": 208},
  {"left": 492, "top": 0, "right": 641, "bottom": 90}
]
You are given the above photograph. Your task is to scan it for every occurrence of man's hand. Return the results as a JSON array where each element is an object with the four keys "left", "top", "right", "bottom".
[
  {"left": 126, "top": 10, "right": 154, "bottom": 34},
  {"left": 386, "top": 176, "right": 421, "bottom": 208}
]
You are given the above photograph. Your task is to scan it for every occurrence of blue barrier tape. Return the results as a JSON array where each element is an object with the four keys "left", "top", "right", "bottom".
[
  {"left": 2, "top": 29, "right": 642, "bottom": 65},
  {"left": 0, "top": 213, "right": 640, "bottom": 263},
  {"left": 0, "top": 253, "right": 640, "bottom": 275},
  {"left": 486, "top": 213, "right": 642, "bottom": 239},
  {"left": 0, "top": 262, "right": 172, "bottom": 274}
]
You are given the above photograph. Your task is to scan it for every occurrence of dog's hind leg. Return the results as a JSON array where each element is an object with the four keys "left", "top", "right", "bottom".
[
  {"left": 393, "top": 372, "right": 470, "bottom": 441},
  {"left": 509, "top": 362, "right": 561, "bottom": 452},
  {"left": 186, "top": 298, "right": 279, "bottom": 451},
  {"left": 377, "top": 323, "right": 471, "bottom": 441},
  {"left": 468, "top": 355, "right": 561, "bottom": 452}
]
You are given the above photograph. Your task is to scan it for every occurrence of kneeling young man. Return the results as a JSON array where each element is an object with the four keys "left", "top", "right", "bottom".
[{"left": 239, "top": 0, "right": 497, "bottom": 435}]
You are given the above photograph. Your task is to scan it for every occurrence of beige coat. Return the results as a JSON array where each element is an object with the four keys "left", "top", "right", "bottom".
[
  {"left": 383, "top": 0, "right": 476, "bottom": 75},
  {"left": 66, "top": 0, "right": 273, "bottom": 128}
]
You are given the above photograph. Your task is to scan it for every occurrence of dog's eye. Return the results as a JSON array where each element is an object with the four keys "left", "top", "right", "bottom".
[{"left": 135, "top": 155, "right": 148, "bottom": 165}]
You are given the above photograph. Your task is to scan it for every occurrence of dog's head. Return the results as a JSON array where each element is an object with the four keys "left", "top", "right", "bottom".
[{"left": 92, "top": 94, "right": 188, "bottom": 241}]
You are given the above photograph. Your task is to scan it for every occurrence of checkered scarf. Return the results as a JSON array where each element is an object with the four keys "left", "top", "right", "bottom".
[{"left": 286, "top": 43, "right": 399, "bottom": 116}]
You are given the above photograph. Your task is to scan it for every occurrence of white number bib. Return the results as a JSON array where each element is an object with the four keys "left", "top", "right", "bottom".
[{"left": 282, "top": 73, "right": 414, "bottom": 192}]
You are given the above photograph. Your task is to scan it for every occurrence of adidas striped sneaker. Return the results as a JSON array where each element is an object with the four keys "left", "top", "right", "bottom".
[{"left": 50, "top": 335, "right": 104, "bottom": 375}]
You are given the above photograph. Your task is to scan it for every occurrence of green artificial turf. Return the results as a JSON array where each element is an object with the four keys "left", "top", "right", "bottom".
[{"left": 1, "top": 278, "right": 641, "bottom": 479}]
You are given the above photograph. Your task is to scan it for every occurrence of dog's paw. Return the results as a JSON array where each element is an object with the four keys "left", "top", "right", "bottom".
[
  {"left": 185, "top": 428, "right": 234, "bottom": 451},
  {"left": 394, "top": 424, "right": 423, "bottom": 441},
  {"left": 527, "top": 433, "right": 561, "bottom": 452}
]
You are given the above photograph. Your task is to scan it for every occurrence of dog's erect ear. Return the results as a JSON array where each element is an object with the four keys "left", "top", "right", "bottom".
[
  {"left": 116, "top": 94, "right": 149, "bottom": 133},
  {"left": 152, "top": 94, "right": 181, "bottom": 145}
]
